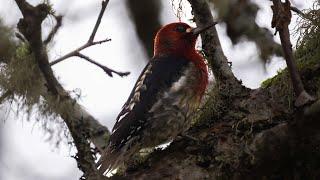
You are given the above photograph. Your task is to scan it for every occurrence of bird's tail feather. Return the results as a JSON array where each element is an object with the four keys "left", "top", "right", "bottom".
[{"left": 96, "top": 147, "right": 123, "bottom": 175}]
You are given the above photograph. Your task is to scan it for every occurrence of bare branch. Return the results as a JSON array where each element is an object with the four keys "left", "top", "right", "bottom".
[
  {"left": 290, "top": 6, "right": 317, "bottom": 24},
  {"left": 47, "top": 0, "right": 127, "bottom": 79},
  {"left": 76, "top": 52, "right": 130, "bottom": 77},
  {"left": 50, "top": 0, "right": 111, "bottom": 66},
  {"left": 291, "top": 6, "right": 305, "bottom": 17},
  {"left": 271, "top": 0, "right": 315, "bottom": 107},
  {"left": 14, "top": 0, "right": 33, "bottom": 17},
  {"left": 89, "top": 0, "right": 109, "bottom": 43},
  {"left": 15, "top": 32, "right": 27, "bottom": 42},
  {"left": 49, "top": 38, "right": 111, "bottom": 66},
  {"left": 44, "top": 15, "right": 63, "bottom": 45}
]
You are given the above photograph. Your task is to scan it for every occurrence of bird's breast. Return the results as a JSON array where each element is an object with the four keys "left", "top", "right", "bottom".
[
  {"left": 167, "top": 62, "right": 204, "bottom": 106},
  {"left": 142, "top": 63, "right": 205, "bottom": 145}
]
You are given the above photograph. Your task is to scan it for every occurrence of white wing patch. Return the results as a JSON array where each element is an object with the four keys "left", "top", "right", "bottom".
[
  {"left": 115, "top": 64, "right": 153, "bottom": 125},
  {"left": 149, "top": 66, "right": 191, "bottom": 113},
  {"left": 170, "top": 75, "right": 187, "bottom": 93}
]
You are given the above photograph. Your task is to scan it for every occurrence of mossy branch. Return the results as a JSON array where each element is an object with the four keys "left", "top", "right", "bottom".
[
  {"left": 271, "top": 0, "right": 315, "bottom": 107},
  {"left": 13, "top": 0, "right": 110, "bottom": 179}
]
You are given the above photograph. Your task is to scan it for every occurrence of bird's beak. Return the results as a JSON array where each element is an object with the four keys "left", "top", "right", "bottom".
[{"left": 187, "top": 22, "right": 217, "bottom": 35}]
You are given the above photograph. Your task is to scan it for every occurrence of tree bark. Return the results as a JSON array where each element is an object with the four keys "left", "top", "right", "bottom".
[
  {"left": 3, "top": 0, "right": 320, "bottom": 179},
  {"left": 109, "top": 0, "right": 320, "bottom": 179}
]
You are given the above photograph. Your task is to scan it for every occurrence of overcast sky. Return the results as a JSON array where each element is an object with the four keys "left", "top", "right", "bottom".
[{"left": 0, "top": 0, "right": 313, "bottom": 179}]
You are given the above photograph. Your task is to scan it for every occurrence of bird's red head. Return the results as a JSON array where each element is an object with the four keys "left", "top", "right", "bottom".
[
  {"left": 153, "top": 22, "right": 215, "bottom": 58},
  {"left": 153, "top": 22, "right": 215, "bottom": 98},
  {"left": 153, "top": 22, "right": 197, "bottom": 58}
]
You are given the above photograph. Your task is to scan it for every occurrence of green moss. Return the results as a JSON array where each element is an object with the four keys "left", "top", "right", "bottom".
[
  {"left": 260, "top": 5, "right": 320, "bottom": 107},
  {"left": 0, "top": 43, "right": 43, "bottom": 105},
  {"left": 261, "top": 69, "right": 287, "bottom": 89},
  {"left": 0, "top": 41, "right": 71, "bottom": 143},
  {"left": 0, "top": 17, "right": 78, "bottom": 145},
  {"left": 193, "top": 86, "right": 225, "bottom": 125}
]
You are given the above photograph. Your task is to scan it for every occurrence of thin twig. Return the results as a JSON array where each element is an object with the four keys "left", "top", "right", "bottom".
[
  {"left": 50, "top": 0, "right": 111, "bottom": 66},
  {"left": 44, "top": 15, "right": 63, "bottom": 45},
  {"left": 89, "top": 0, "right": 109, "bottom": 43},
  {"left": 271, "top": 0, "right": 314, "bottom": 107},
  {"left": 76, "top": 52, "right": 130, "bottom": 77},
  {"left": 49, "top": 38, "right": 111, "bottom": 66},
  {"left": 290, "top": 6, "right": 316, "bottom": 23},
  {"left": 15, "top": 32, "right": 26, "bottom": 42},
  {"left": 290, "top": 6, "right": 305, "bottom": 16}
]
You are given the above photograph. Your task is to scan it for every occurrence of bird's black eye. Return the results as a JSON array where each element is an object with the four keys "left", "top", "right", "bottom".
[{"left": 175, "top": 25, "right": 186, "bottom": 33}]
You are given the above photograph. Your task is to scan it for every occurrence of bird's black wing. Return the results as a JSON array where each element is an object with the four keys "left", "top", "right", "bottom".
[{"left": 109, "top": 56, "right": 190, "bottom": 150}]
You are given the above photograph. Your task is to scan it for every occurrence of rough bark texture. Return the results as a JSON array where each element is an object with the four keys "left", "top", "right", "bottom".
[
  {"left": 2, "top": 0, "right": 320, "bottom": 179},
  {"left": 108, "top": 0, "right": 320, "bottom": 179}
]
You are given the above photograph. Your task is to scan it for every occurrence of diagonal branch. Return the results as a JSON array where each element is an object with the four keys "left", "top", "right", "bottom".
[
  {"left": 49, "top": 0, "right": 111, "bottom": 67},
  {"left": 89, "top": 0, "right": 108, "bottom": 43},
  {"left": 44, "top": 15, "right": 63, "bottom": 45},
  {"left": 187, "top": 0, "right": 241, "bottom": 87},
  {"left": 49, "top": 38, "right": 111, "bottom": 66},
  {"left": 14, "top": 0, "right": 33, "bottom": 17},
  {"left": 16, "top": 0, "right": 59, "bottom": 95},
  {"left": 290, "top": 6, "right": 317, "bottom": 24},
  {"left": 290, "top": 6, "right": 305, "bottom": 17},
  {"left": 14, "top": 0, "right": 111, "bottom": 179},
  {"left": 76, "top": 52, "right": 130, "bottom": 77},
  {"left": 271, "top": 0, "right": 315, "bottom": 107}
]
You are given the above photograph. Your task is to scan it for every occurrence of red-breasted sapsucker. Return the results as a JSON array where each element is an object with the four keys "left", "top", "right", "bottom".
[{"left": 97, "top": 22, "right": 214, "bottom": 174}]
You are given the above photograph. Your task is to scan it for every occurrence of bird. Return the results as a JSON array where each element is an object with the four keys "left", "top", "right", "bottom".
[{"left": 97, "top": 22, "right": 215, "bottom": 174}]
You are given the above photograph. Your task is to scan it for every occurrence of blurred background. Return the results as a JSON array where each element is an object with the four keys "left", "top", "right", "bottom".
[{"left": 0, "top": 0, "right": 312, "bottom": 179}]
